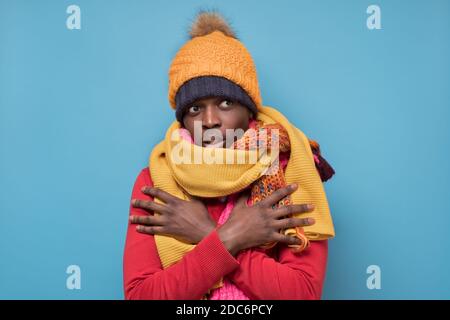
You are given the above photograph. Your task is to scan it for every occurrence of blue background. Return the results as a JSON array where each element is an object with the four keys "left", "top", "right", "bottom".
[{"left": 1, "top": 0, "right": 449, "bottom": 299}]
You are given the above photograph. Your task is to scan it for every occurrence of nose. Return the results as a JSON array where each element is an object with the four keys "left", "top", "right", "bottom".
[{"left": 202, "top": 104, "right": 221, "bottom": 129}]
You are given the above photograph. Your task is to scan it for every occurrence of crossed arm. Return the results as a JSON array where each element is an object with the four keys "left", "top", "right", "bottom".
[{"left": 123, "top": 168, "right": 328, "bottom": 300}]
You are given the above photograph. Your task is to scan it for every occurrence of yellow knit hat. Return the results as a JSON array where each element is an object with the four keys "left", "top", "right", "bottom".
[{"left": 168, "top": 11, "right": 262, "bottom": 113}]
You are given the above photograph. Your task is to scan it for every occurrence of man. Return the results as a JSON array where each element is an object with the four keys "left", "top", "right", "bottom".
[{"left": 123, "top": 11, "right": 335, "bottom": 300}]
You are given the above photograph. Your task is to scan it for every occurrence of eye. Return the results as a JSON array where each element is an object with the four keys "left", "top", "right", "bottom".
[
  {"left": 219, "top": 100, "right": 233, "bottom": 109},
  {"left": 187, "top": 105, "right": 201, "bottom": 114}
]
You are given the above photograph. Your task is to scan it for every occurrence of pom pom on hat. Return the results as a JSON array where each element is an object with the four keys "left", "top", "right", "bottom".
[{"left": 189, "top": 10, "right": 237, "bottom": 39}]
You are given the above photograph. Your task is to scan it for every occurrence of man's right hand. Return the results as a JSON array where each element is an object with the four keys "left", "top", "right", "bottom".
[{"left": 217, "top": 183, "right": 316, "bottom": 256}]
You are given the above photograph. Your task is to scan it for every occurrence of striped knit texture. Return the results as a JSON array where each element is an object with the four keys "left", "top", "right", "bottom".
[{"left": 168, "top": 30, "right": 262, "bottom": 111}]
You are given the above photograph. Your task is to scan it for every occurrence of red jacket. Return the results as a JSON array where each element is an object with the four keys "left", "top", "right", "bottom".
[{"left": 123, "top": 168, "right": 329, "bottom": 300}]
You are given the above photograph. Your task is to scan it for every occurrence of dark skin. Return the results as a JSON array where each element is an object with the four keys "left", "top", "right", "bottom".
[{"left": 130, "top": 97, "right": 316, "bottom": 256}]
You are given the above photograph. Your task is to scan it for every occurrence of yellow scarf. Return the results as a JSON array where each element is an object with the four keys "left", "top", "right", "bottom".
[{"left": 148, "top": 106, "right": 335, "bottom": 284}]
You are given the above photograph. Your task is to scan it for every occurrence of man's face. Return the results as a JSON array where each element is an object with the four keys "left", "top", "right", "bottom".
[{"left": 182, "top": 97, "right": 253, "bottom": 148}]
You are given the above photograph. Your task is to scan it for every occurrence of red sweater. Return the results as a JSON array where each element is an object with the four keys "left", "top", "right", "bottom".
[{"left": 123, "top": 168, "right": 329, "bottom": 300}]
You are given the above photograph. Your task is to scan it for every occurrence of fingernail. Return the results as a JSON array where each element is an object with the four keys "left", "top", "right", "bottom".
[
  {"left": 129, "top": 216, "right": 134, "bottom": 222},
  {"left": 307, "top": 204, "right": 315, "bottom": 210},
  {"left": 308, "top": 218, "right": 315, "bottom": 225},
  {"left": 131, "top": 199, "right": 137, "bottom": 205},
  {"left": 141, "top": 186, "right": 147, "bottom": 192},
  {"left": 136, "top": 225, "right": 142, "bottom": 231},
  {"left": 290, "top": 183, "right": 298, "bottom": 190}
]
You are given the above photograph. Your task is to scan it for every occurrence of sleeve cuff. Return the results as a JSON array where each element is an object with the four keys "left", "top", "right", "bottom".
[{"left": 190, "top": 229, "right": 240, "bottom": 278}]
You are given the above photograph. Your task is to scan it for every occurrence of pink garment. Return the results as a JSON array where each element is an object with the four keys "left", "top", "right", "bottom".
[{"left": 209, "top": 193, "right": 250, "bottom": 300}]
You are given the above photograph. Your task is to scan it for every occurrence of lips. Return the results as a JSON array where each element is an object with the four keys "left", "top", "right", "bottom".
[
  {"left": 202, "top": 139, "right": 224, "bottom": 148},
  {"left": 201, "top": 129, "right": 244, "bottom": 148}
]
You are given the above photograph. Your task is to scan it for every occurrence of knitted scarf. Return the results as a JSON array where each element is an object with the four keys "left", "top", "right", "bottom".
[{"left": 148, "top": 106, "right": 335, "bottom": 298}]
